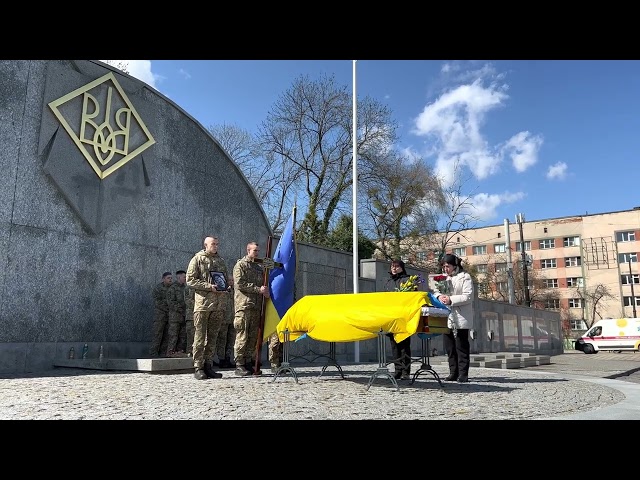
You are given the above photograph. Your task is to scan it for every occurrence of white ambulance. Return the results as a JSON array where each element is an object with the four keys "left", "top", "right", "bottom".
[{"left": 575, "top": 317, "right": 640, "bottom": 354}]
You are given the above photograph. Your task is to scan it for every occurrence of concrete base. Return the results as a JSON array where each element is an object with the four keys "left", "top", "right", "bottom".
[
  {"left": 53, "top": 357, "right": 194, "bottom": 372},
  {"left": 437, "top": 351, "right": 553, "bottom": 370}
]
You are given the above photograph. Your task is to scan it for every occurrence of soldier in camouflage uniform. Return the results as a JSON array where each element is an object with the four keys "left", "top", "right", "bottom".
[
  {"left": 268, "top": 332, "right": 282, "bottom": 372},
  {"left": 233, "top": 241, "right": 270, "bottom": 376},
  {"left": 186, "top": 236, "right": 232, "bottom": 380},
  {"left": 184, "top": 283, "right": 195, "bottom": 357},
  {"left": 165, "top": 270, "right": 188, "bottom": 357},
  {"left": 215, "top": 300, "right": 236, "bottom": 368},
  {"left": 149, "top": 272, "right": 173, "bottom": 357}
]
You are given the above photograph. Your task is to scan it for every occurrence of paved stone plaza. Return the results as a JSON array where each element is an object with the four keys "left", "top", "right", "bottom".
[{"left": 1, "top": 352, "right": 639, "bottom": 420}]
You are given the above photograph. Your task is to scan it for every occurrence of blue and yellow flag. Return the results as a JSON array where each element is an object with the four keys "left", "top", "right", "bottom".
[{"left": 263, "top": 207, "right": 297, "bottom": 341}]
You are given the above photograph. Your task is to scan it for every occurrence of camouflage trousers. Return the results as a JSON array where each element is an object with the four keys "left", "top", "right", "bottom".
[
  {"left": 165, "top": 312, "right": 186, "bottom": 355},
  {"left": 149, "top": 308, "right": 169, "bottom": 357},
  {"left": 216, "top": 323, "right": 236, "bottom": 361},
  {"left": 233, "top": 308, "right": 260, "bottom": 366},
  {"left": 192, "top": 309, "right": 225, "bottom": 369},
  {"left": 268, "top": 332, "right": 282, "bottom": 366},
  {"left": 185, "top": 316, "right": 194, "bottom": 355}
]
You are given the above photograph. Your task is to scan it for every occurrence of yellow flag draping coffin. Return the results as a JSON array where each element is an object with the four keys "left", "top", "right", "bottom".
[{"left": 276, "top": 291, "right": 449, "bottom": 343}]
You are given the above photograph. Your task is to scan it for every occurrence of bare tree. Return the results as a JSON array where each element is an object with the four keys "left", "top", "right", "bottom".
[
  {"left": 100, "top": 60, "right": 130, "bottom": 74},
  {"left": 208, "top": 123, "right": 298, "bottom": 234},
  {"left": 413, "top": 162, "right": 480, "bottom": 271},
  {"left": 258, "top": 73, "right": 397, "bottom": 245},
  {"left": 575, "top": 283, "right": 615, "bottom": 328},
  {"left": 364, "top": 152, "right": 444, "bottom": 261},
  {"left": 475, "top": 255, "right": 559, "bottom": 307}
]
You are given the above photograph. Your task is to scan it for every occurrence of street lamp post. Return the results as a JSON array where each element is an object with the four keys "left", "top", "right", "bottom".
[{"left": 516, "top": 213, "right": 531, "bottom": 307}]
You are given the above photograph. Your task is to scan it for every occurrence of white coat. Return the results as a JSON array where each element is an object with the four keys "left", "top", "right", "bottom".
[{"left": 434, "top": 271, "right": 474, "bottom": 330}]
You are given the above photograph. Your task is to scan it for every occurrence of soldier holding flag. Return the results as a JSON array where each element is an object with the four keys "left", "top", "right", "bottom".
[{"left": 232, "top": 241, "right": 270, "bottom": 376}]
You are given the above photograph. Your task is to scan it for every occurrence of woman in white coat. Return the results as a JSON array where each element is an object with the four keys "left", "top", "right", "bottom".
[{"left": 433, "top": 253, "right": 474, "bottom": 383}]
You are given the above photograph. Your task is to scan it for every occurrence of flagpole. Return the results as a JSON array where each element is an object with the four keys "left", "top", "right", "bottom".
[{"left": 352, "top": 59, "right": 360, "bottom": 363}]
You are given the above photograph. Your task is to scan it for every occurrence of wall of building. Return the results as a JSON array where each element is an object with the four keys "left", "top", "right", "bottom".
[{"left": 424, "top": 210, "right": 640, "bottom": 329}]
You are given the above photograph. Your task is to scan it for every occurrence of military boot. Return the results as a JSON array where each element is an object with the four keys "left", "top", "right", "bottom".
[
  {"left": 194, "top": 368, "right": 208, "bottom": 380},
  {"left": 235, "top": 365, "right": 251, "bottom": 376},
  {"left": 247, "top": 362, "right": 262, "bottom": 376},
  {"left": 204, "top": 362, "right": 222, "bottom": 379}
]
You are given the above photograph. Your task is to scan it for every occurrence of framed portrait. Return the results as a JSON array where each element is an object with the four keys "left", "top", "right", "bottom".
[{"left": 210, "top": 271, "right": 229, "bottom": 291}]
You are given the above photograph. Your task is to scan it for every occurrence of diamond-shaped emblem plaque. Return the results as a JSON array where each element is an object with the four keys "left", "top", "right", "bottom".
[{"left": 48, "top": 72, "right": 155, "bottom": 179}]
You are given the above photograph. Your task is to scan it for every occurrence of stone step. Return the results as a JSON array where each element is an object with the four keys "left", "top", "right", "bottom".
[
  {"left": 436, "top": 352, "right": 552, "bottom": 370},
  {"left": 53, "top": 357, "right": 194, "bottom": 372}
]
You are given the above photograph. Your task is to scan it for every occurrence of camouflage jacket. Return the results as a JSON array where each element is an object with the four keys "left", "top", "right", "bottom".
[
  {"left": 152, "top": 282, "right": 171, "bottom": 312},
  {"left": 167, "top": 282, "right": 186, "bottom": 316},
  {"left": 184, "top": 285, "right": 195, "bottom": 320},
  {"left": 186, "top": 249, "right": 230, "bottom": 312},
  {"left": 233, "top": 255, "right": 265, "bottom": 312}
]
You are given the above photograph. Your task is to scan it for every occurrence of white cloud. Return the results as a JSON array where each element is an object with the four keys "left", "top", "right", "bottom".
[
  {"left": 546, "top": 162, "right": 568, "bottom": 180},
  {"left": 412, "top": 79, "right": 508, "bottom": 185},
  {"left": 501, "top": 131, "right": 544, "bottom": 173},
  {"left": 411, "top": 62, "right": 544, "bottom": 189},
  {"left": 99, "top": 60, "right": 160, "bottom": 89},
  {"left": 178, "top": 68, "right": 191, "bottom": 80},
  {"left": 466, "top": 191, "right": 526, "bottom": 222}
]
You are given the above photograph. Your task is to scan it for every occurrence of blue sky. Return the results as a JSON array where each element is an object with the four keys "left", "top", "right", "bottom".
[{"left": 107, "top": 60, "right": 640, "bottom": 228}]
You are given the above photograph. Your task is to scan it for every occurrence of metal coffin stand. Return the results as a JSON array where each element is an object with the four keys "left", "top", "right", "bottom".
[
  {"left": 272, "top": 329, "right": 344, "bottom": 383},
  {"left": 367, "top": 305, "right": 450, "bottom": 390},
  {"left": 410, "top": 306, "right": 450, "bottom": 387}
]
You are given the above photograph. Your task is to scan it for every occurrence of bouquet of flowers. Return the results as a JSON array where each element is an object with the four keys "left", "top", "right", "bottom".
[
  {"left": 433, "top": 275, "right": 450, "bottom": 294},
  {"left": 396, "top": 274, "right": 424, "bottom": 292}
]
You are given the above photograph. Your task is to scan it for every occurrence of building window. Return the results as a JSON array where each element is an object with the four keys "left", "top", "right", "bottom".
[
  {"left": 563, "top": 236, "right": 580, "bottom": 247},
  {"left": 619, "top": 252, "right": 638, "bottom": 264},
  {"left": 496, "top": 281, "right": 508, "bottom": 292},
  {"left": 494, "top": 243, "right": 506, "bottom": 253},
  {"left": 568, "top": 298, "right": 583, "bottom": 308},
  {"left": 621, "top": 274, "right": 640, "bottom": 285},
  {"left": 495, "top": 262, "right": 507, "bottom": 272},
  {"left": 476, "top": 264, "right": 488, "bottom": 273},
  {"left": 565, "top": 256, "right": 582, "bottom": 267},
  {"left": 515, "top": 241, "right": 531, "bottom": 252},
  {"left": 567, "top": 277, "right": 584, "bottom": 287},
  {"left": 539, "top": 239, "right": 555, "bottom": 249},
  {"left": 452, "top": 247, "right": 465, "bottom": 257},
  {"left": 541, "top": 259, "right": 557, "bottom": 269},
  {"left": 544, "top": 299, "right": 560, "bottom": 309},
  {"left": 623, "top": 296, "right": 640, "bottom": 307},
  {"left": 542, "top": 279, "right": 558, "bottom": 288},
  {"left": 472, "top": 245, "right": 487, "bottom": 255},
  {"left": 616, "top": 231, "right": 636, "bottom": 242},
  {"left": 570, "top": 319, "right": 587, "bottom": 330}
]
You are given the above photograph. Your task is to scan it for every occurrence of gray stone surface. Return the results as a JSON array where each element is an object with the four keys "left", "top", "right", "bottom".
[{"left": 0, "top": 360, "right": 631, "bottom": 420}]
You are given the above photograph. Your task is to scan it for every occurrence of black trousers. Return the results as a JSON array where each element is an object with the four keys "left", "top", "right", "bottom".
[
  {"left": 388, "top": 334, "right": 411, "bottom": 374},
  {"left": 443, "top": 328, "right": 470, "bottom": 378}
]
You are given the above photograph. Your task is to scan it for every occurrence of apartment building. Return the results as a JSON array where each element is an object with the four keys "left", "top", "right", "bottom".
[{"left": 409, "top": 207, "right": 640, "bottom": 332}]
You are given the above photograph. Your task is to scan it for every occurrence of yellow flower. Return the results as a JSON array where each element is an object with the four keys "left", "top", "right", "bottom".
[{"left": 396, "top": 274, "right": 424, "bottom": 292}]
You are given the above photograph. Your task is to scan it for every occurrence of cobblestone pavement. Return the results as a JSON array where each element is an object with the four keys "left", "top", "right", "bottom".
[{"left": 1, "top": 352, "right": 639, "bottom": 420}]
